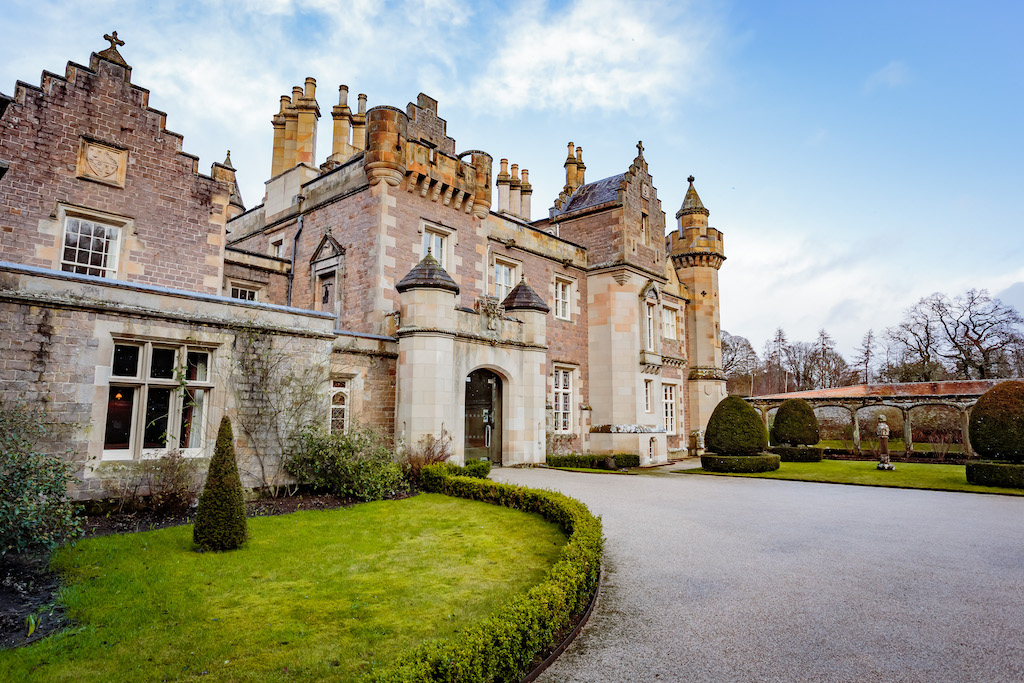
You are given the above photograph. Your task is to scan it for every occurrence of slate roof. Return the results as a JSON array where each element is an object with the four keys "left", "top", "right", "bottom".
[
  {"left": 551, "top": 173, "right": 625, "bottom": 217},
  {"left": 501, "top": 278, "right": 550, "bottom": 313},
  {"left": 395, "top": 253, "right": 459, "bottom": 294}
]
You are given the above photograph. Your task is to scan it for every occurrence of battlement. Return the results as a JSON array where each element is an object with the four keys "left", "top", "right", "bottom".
[{"left": 666, "top": 224, "right": 726, "bottom": 269}]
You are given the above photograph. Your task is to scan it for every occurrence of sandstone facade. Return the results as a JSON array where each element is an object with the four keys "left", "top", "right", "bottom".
[{"left": 0, "top": 37, "right": 727, "bottom": 497}]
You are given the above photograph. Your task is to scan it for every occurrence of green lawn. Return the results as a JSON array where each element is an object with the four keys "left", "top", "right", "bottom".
[
  {"left": 682, "top": 460, "right": 1024, "bottom": 495},
  {"left": 0, "top": 494, "right": 566, "bottom": 682},
  {"left": 548, "top": 467, "right": 635, "bottom": 475}
]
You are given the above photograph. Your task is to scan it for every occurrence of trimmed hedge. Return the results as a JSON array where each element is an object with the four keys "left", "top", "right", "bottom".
[
  {"left": 368, "top": 464, "right": 603, "bottom": 682},
  {"left": 768, "top": 446, "right": 823, "bottom": 463},
  {"left": 969, "top": 381, "right": 1024, "bottom": 462},
  {"left": 701, "top": 453, "right": 780, "bottom": 473},
  {"left": 770, "top": 398, "right": 819, "bottom": 446},
  {"left": 705, "top": 396, "right": 768, "bottom": 456},
  {"left": 443, "top": 460, "right": 492, "bottom": 479},
  {"left": 966, "top": 461, "right": 1024, "bottom": 489},
  {"left": 546, "top": 453, "right": 641, "bottom": 469}
]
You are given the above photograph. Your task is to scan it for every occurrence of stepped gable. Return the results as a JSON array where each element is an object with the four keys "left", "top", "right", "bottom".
[
  {"left": 395, "top": 253, "right": 459, "bottom": 294},
  {"left": 406, "top": 93, "right": 455, "bottom": 156},
  {"left": 501, "top": 278, "right": 550, "bottom": 313}
]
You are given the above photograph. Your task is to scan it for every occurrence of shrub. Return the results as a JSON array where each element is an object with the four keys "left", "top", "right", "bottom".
[
  {"left": 701, "top": 453, "right": 780, "bottom": 473},
  {"left": 108, "top": 450, "right": 203, "bottom": 514},
  {"left": 705, "top": 396, "right": 768, "bottom": 456},
  {"left": 194, "top": 417, "right": 248, "bottom": 551},
  {"left": 546, "top": 453, "right": 641, "bottom": 469},
  {"left": 287, "top": 425, "right": 406, "bottom": 501},
  {"left": 460, "top": 459, "right": 492, "bottom": 479},
  {"left": 371, "top": 464, "right": 602, "bottom": 682},
  {"left": 768, "top": 446, "right": 822, "bottom": 462},
  {"left": 399, "top": 429, "right": 453, "bottom": 489},
  {"left": 0, "top": 401, "right": 81, "bottom": 555},
  {"left": 770, "top": 398, "right": 819, "bottom": 446},
  {"left": 966, "top": 461, "right": 1024, "bottom": 489},
  {"left": 969, "top": 381, "right": 1024, "bottom": 462}
]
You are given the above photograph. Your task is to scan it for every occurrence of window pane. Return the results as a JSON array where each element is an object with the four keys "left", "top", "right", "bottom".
[
  {"left": 103, "top": 386, "right": 135, "bottom": 450},
  {"left": 143, "top": 387, "right": 173, "bottom": 448},
  {"left": 150, "top": 347, "right": 176, "bottom": 379},
  {"left": 112, "top": 344, "right": 140, "bottom": 377},
  {"left": 186, "top": 351, "right": 209, "bottom": 382},
  {"left": 180, "top": 388, "right": 204, "bottom": 449}
]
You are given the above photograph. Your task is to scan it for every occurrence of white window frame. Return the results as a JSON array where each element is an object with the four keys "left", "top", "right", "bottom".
[
  {"left": 645, "top": 302, "right": 657, "bottom": 351},
  {"left": 663, "top": 383, "right": 677, "bottom": 435},
  {"left": 492, "top": 255, "right": 520, "bottom": 301},
  {"left": 644, "top": 379, "right": 653, "bottom": 413},
  {"left": 271, "top": 238, "right": 284, "bottom": 259},
  {"left": 663, "top": 306, "right": 678, "bottom": 340},
  {"left": 329, "top": 379, "right": 350, "bottom": 434},
  {"left": 229, "top": 283, "right": 260, "bottom": 302},
  {"left": 56, "top": 205, "right": 131, "bottom": 279},
  {"left": 422, "top": 222, "right": 454, "bottom": 271},
  {"left": 103, "top": 341, "right": 215, "bottom": 460},
  {"left": 554, "top": 277, "right": 573, "bottom": 321},
  {"left": 553, "top": 367, "right": 574, "bottom": 434}
]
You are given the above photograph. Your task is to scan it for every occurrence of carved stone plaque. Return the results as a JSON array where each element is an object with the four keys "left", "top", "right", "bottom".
[{"left": 77, "top": 138, "right": 128, "bottom": 188}]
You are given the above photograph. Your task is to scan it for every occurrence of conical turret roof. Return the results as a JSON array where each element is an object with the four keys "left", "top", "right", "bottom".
[
  {"left": 395, "top": 253, "right": 459, "bottom": 294},
  {"left": 676, "top": 175, "right": 709, "bottom": 218},
  {"left": 501, "top": 277, "right": 550, "bottom": 313}
]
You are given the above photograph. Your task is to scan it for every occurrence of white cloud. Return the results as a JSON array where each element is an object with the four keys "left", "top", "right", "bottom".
[
  {"left": 863, "top": 60, "right": 910, "bottom": 92},
  {"left": 463, "top": 0, "right": 719, "bottom": 113}
]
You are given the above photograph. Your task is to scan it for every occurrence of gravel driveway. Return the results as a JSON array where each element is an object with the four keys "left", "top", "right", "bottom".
[{"left": 492, "top": 467, "right": 1024, "bottom": 683}]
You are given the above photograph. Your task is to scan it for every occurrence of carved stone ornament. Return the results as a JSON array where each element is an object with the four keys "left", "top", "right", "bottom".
[
  {"left": 476, "top": 296, "right": 504, "bottom": 331},
  {"left": 77, "top": 138, "right": 128, "bottom": 188}
]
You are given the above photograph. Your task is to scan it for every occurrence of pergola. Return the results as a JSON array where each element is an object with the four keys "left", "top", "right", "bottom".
[{"left": 745, "top": 380, "right": 1014, "bottom": 457}]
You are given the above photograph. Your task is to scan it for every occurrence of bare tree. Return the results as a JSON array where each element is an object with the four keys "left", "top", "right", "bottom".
[
  {"left": 853, "top": 329, "right": 877, "bottom": 384},
  {"left": 783, "top": 341, "right": 815, "bottom": 391},
  {"left": 931, "top": 289, "right": 1024, "bottom": 379},
  {"left": 885, "top": 294, "right": 947, "bottom": 381},
  {"left": 722, "top": 331, "right": 760, "bottom": 396}
]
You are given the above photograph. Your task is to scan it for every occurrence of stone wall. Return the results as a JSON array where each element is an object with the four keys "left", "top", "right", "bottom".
[{"left": 0, "top": 53, "right": 233, "bottom": 294}]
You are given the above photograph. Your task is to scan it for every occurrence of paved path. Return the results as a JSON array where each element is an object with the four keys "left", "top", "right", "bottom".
[{"left": 492, "top": 467, "right": 1024, "bottom": 682}]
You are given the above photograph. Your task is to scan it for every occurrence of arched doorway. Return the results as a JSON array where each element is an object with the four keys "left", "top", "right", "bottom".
[{"left": 465, "top": 369, "right": 503, "bottom": 465}]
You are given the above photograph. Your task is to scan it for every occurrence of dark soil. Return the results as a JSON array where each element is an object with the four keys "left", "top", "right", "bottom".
[{"left": 0, "top": 492, "right": 382, "bottom": 650}]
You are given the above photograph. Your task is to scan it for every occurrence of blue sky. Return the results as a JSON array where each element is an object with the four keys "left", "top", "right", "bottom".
[{"left": 2, "top": 0, "right": 1022, "bottom": 357}]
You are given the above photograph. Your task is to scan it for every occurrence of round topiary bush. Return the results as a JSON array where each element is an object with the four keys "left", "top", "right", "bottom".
[
  {"left": 969, "top": 381, "right": 1024, "bottom": 462},
  {"left": 705, "top": 396, "right": 768, "bottom": 456},
  {"left": 770, "top": 398, "right": 820, "bottom": 446}
]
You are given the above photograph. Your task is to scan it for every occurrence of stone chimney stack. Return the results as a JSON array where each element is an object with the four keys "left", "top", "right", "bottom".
[
  {"left": 575, "top": 146, "right": 585, "bottom": 186},
  {"left": 282, "top": 87, "right": 301, "bottom": 170},
  {"left": 331, "top": 85, "right": 352, "bottom": 158},
  {"left": 520, "top": 169, "right": 532, "bottom": 220},
  {"left": 271, "top": 95, "right": 290, "bottom": 177},
  {"left": 293, "top": 77, "right": 320, "bottom": 167},
  {"left": 496, "top": 158, "right": 511, "bottom": 212},
  {"left": 564, "top": 142, "right": 578, "bottom": 192},
  {"left": 351, "top": 94, "right": 368, "bottom": 150},
  {"left": 509, "top": 163, "right": 522, "bottom": 217}
]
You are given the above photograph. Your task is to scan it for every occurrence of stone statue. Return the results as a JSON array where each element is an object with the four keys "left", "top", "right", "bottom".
[{"left": 876, "top": 414, "right": 894, "bottom": 470}]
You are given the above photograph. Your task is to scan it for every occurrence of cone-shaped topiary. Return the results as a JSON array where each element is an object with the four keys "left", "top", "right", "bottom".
[
  {"left": 770, "top": 398, "right": 820, "bottom": 446},
  {"left": 705, "top": 396, "right": 768, "bottom": 456},
  {"left": 194, "top": 416, "right": 248, "bottom": 551},
  {"left": 969, "top": 381, "right": 1024, "bottom": 462}
]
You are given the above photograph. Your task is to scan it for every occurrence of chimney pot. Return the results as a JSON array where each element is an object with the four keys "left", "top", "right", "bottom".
[
  {"left": 339, "top": 85, "right": 349, "bottom": 106},
  {"left": 357, "top": 94, "right": 367, "bottom": 115},
  {"left": 511, "top": 163, "right": 519, "bottom": 180},
  {"left": 304, "top": 77, "right": 316, "bottom": 99}
]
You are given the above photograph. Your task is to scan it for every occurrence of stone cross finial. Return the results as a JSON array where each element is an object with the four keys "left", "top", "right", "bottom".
[
  {"left": 687, "top": 175, "right": 695, "bottom": 184},
  {"left": 636, "top": 140, "right": 644, "bottom": 157},
  {"left": 104, "top": 31, "right": 125, "bottom": 49}
]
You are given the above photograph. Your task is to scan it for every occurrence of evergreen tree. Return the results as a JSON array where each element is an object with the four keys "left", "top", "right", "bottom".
[{"left": 194, "top": 416, "right": 248, "bottom": 551}]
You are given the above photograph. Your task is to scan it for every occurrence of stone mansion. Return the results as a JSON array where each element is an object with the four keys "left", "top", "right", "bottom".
[{"left": 0, "top": 37, "right": 728, "bottom": 498}]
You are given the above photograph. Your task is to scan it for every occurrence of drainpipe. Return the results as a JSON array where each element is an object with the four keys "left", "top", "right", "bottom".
[{"left": 286, "top": 214, "right": 304, "bottom": 307}]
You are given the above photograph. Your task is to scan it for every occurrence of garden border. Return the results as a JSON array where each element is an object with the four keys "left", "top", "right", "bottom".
[{"left": 367, "top": 465, "right": 604, "bottom": 682}]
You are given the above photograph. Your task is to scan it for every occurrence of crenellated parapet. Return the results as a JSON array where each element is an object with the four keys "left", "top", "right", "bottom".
[{"left": 667, "top": 226, "right": 726, "bottom": 270}]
